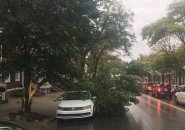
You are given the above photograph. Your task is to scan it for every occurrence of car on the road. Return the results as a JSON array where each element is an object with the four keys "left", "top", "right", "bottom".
[
  {"left": 152, "top": 84, "right": 173, "bottom": 99},
  {"left": 0, "top": 121, "right": 26, "bottom": 130},
  {"left": 173, "top": 85, "right": 185, "bottom": 104},
  {"left": 144, "top": 83, "right": 157, "bottom": 94},
  {"left": 56, "top": 91, "right": 96, "bottom": 120}
]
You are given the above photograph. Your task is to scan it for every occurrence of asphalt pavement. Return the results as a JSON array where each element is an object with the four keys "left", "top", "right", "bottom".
[
  {"left": 1, "top": 93, "right": 185, "bottom": 130},
  {"left": 129, "top": 94, "right": 185, "bottom": 130},
  {"left": 0, "top": 92, "right": 140, "bottom": 130}
]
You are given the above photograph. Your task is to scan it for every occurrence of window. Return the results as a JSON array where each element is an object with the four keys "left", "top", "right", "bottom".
[
  {"left": 5, "top": 75, "right": 11, "bottom": 83},
  {"left": 15, "top": 72, "right": 20, "bottom": 81},
  {"left": 183, "top": 86, "right": 185, "bottom": 92}
]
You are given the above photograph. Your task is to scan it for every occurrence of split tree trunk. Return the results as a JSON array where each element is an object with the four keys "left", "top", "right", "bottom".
[{"left": 24, "top": 68, "right": 32, "bottom": 113}]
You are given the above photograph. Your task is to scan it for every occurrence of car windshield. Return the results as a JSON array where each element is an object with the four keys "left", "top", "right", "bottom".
[{"left": 63, "top": 91, "right": 91, "bottom": 100}]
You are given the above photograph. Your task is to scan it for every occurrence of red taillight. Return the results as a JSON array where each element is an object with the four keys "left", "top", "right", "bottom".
[{"left": 158, "top": 88, "right": 161, "bottom": 92}]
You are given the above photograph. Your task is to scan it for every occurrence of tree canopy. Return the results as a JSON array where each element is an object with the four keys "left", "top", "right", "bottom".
[
  {"left": 0, "top": 0, "right": 135, "bottom": 113},
  {"left": 142, "top": 0, "right": 185, "bottom": 46}
]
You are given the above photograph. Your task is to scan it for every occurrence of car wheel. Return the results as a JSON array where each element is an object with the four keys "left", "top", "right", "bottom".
[
  {"left": 4, "top": 96, "right": 8, "bottom": 104},
  {"left": 2, "top": 98, "right": 8, "bottom": 104},
  {"left": 92, "top": 107, "right": 96, "bottom": 117},
  {"left": 174, "top": 97, "right": 179, "bottom": 105}
]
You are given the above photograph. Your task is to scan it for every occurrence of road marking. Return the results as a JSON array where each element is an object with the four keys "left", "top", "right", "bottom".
[{"left": 142, "top": 94, "right": 185, "bottom": 113}]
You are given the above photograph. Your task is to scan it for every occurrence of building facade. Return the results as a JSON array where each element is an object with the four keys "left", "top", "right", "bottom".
[{"left": 0, "top": 45, "right": 24, "bottom": 90}]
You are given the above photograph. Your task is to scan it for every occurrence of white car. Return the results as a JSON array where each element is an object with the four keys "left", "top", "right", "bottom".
[
  {"left": 174, "top": 85, "right": 185, "bottom": 104},
  {"left": 56, "top": 91, "right": 96, "bottom": 119}
]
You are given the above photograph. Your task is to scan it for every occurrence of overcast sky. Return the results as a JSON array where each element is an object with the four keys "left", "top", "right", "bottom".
[{"left": 121, "top": 0, "right": 173, "bottom": 61}]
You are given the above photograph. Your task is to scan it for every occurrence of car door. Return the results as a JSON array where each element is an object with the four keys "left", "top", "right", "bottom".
[
  {"left": 181, "top": 86, "right": 185, "bottom": 104},
  {"left": 176, "top": 86, "right": 183, "bottom": 103}
]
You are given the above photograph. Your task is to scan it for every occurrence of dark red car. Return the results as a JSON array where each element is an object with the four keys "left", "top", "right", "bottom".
[
  {"left": 152, "top": 84, "right": 173, "bottom": 99},
  {"left": 145, "top": 83, "right": 157, "bottom": 94}
]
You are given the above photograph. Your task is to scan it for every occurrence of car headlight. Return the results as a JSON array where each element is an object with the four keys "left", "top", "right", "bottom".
[{"left": 82, "top": 105, "right": 91, "bottom": 110}]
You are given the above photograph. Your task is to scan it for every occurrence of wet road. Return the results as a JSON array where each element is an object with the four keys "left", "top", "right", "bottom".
[
  {"left": 53, "top": 94, "right": 185, "bottom": 130},
  {"left": 129, "top": 95, "right": 185, "bottom": 130},
  {"left": 54, "top": 114, "right": 143, "bottom": 130}
]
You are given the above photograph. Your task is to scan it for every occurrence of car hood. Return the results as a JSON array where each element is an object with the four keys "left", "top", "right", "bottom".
[{"left": 58, "top": 100, "right": 92, "bottom": 107}]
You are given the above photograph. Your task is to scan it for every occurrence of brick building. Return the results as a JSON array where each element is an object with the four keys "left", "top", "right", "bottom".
[{"left": 0, "top": 45, "right": 24, "bottom": 90}]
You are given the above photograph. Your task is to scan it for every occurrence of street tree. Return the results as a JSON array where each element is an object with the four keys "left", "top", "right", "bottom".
[
  {"left": 0, "top": 0, "right": 99, "bottom": 113},
  {"left": 125, "top": 60, "right": 148, "bottom": 77},
  {"left": 141, "top": 0, "right": 185, "bottom": 84},
  {"left": 142, "top": 0, "right": 185, "bottom": 46},
  {"left": 94, "top": 54, "right": 140, "bottom": 115},
  {"left": 168, "top": 0, "right": 185, "bottom": 44},
  {"left": 86, "top": 0, "right": 135, "bottom": 78}
]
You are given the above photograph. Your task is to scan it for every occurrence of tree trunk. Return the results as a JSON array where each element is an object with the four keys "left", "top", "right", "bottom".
[
  {"left": 92, "top": 57, "right": 99, "bottom": 79},
  {"left": 161, "top": 74, "right": 165, "bottom": 84},
  {"left": 168, "top": 74, "right": 171, "bottom": 84},
  {"left": 179, "top": 75, "right": 182, "bottom": 85},
  {"left": 24, "top": 68, "right": 32, "bottom": 113},
  {"left": 175, "top": 70, "right": 178, "bottom": 85}
]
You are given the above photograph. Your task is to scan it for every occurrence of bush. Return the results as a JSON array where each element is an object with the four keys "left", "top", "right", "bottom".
[
  {"left": 93, "top": 65, "right": 140, "bottom": 116},
  {"left": 11, "top": 89, "right": 25, "bottom": 97},
  {"left": 97, "top": 91, "right": 129, "bottom": 116}
]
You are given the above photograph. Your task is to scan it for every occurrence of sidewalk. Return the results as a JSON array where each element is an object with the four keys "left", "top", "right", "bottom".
[
  {"left": 0, "top": 97, "right": 20, "bottom": 120},
  {"left": 0, "top": 92, "right": 62, "bottom": 130}
]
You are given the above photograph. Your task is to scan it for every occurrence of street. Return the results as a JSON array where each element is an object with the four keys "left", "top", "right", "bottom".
[
  {"left": 128, "top": 94, "right": 185, "bottom": 130},
  {"left": 1, "top": 93, "right": 185, "bottom": 130},
  {"left": 1, "top": 1, "right": 185, "bottom": 130},
  {"left": 51, "top": 94, "right": 185, "bottom": 130}
]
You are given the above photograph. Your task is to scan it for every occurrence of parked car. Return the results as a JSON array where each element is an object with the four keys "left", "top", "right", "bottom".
[
  {"left": 171, "top": 85, "right": 179, "bottom": 93},
  {"left": 56, "top": 91, "right": 96, "bottom": 120},
  {"left": 173, "top": 85, "right": 185, "bottom": 104},
  {"left": 0, "top": 83, "right": 8, "bottom": 104},
  {"left": 0, "top": 121, "right": 26, "bottom": 130},
  {"left": 145, "top": 83, "right": 157, "bottom": 94},
  {"left": 152, "top": 84, "right": 173, "bottom": 99}
]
